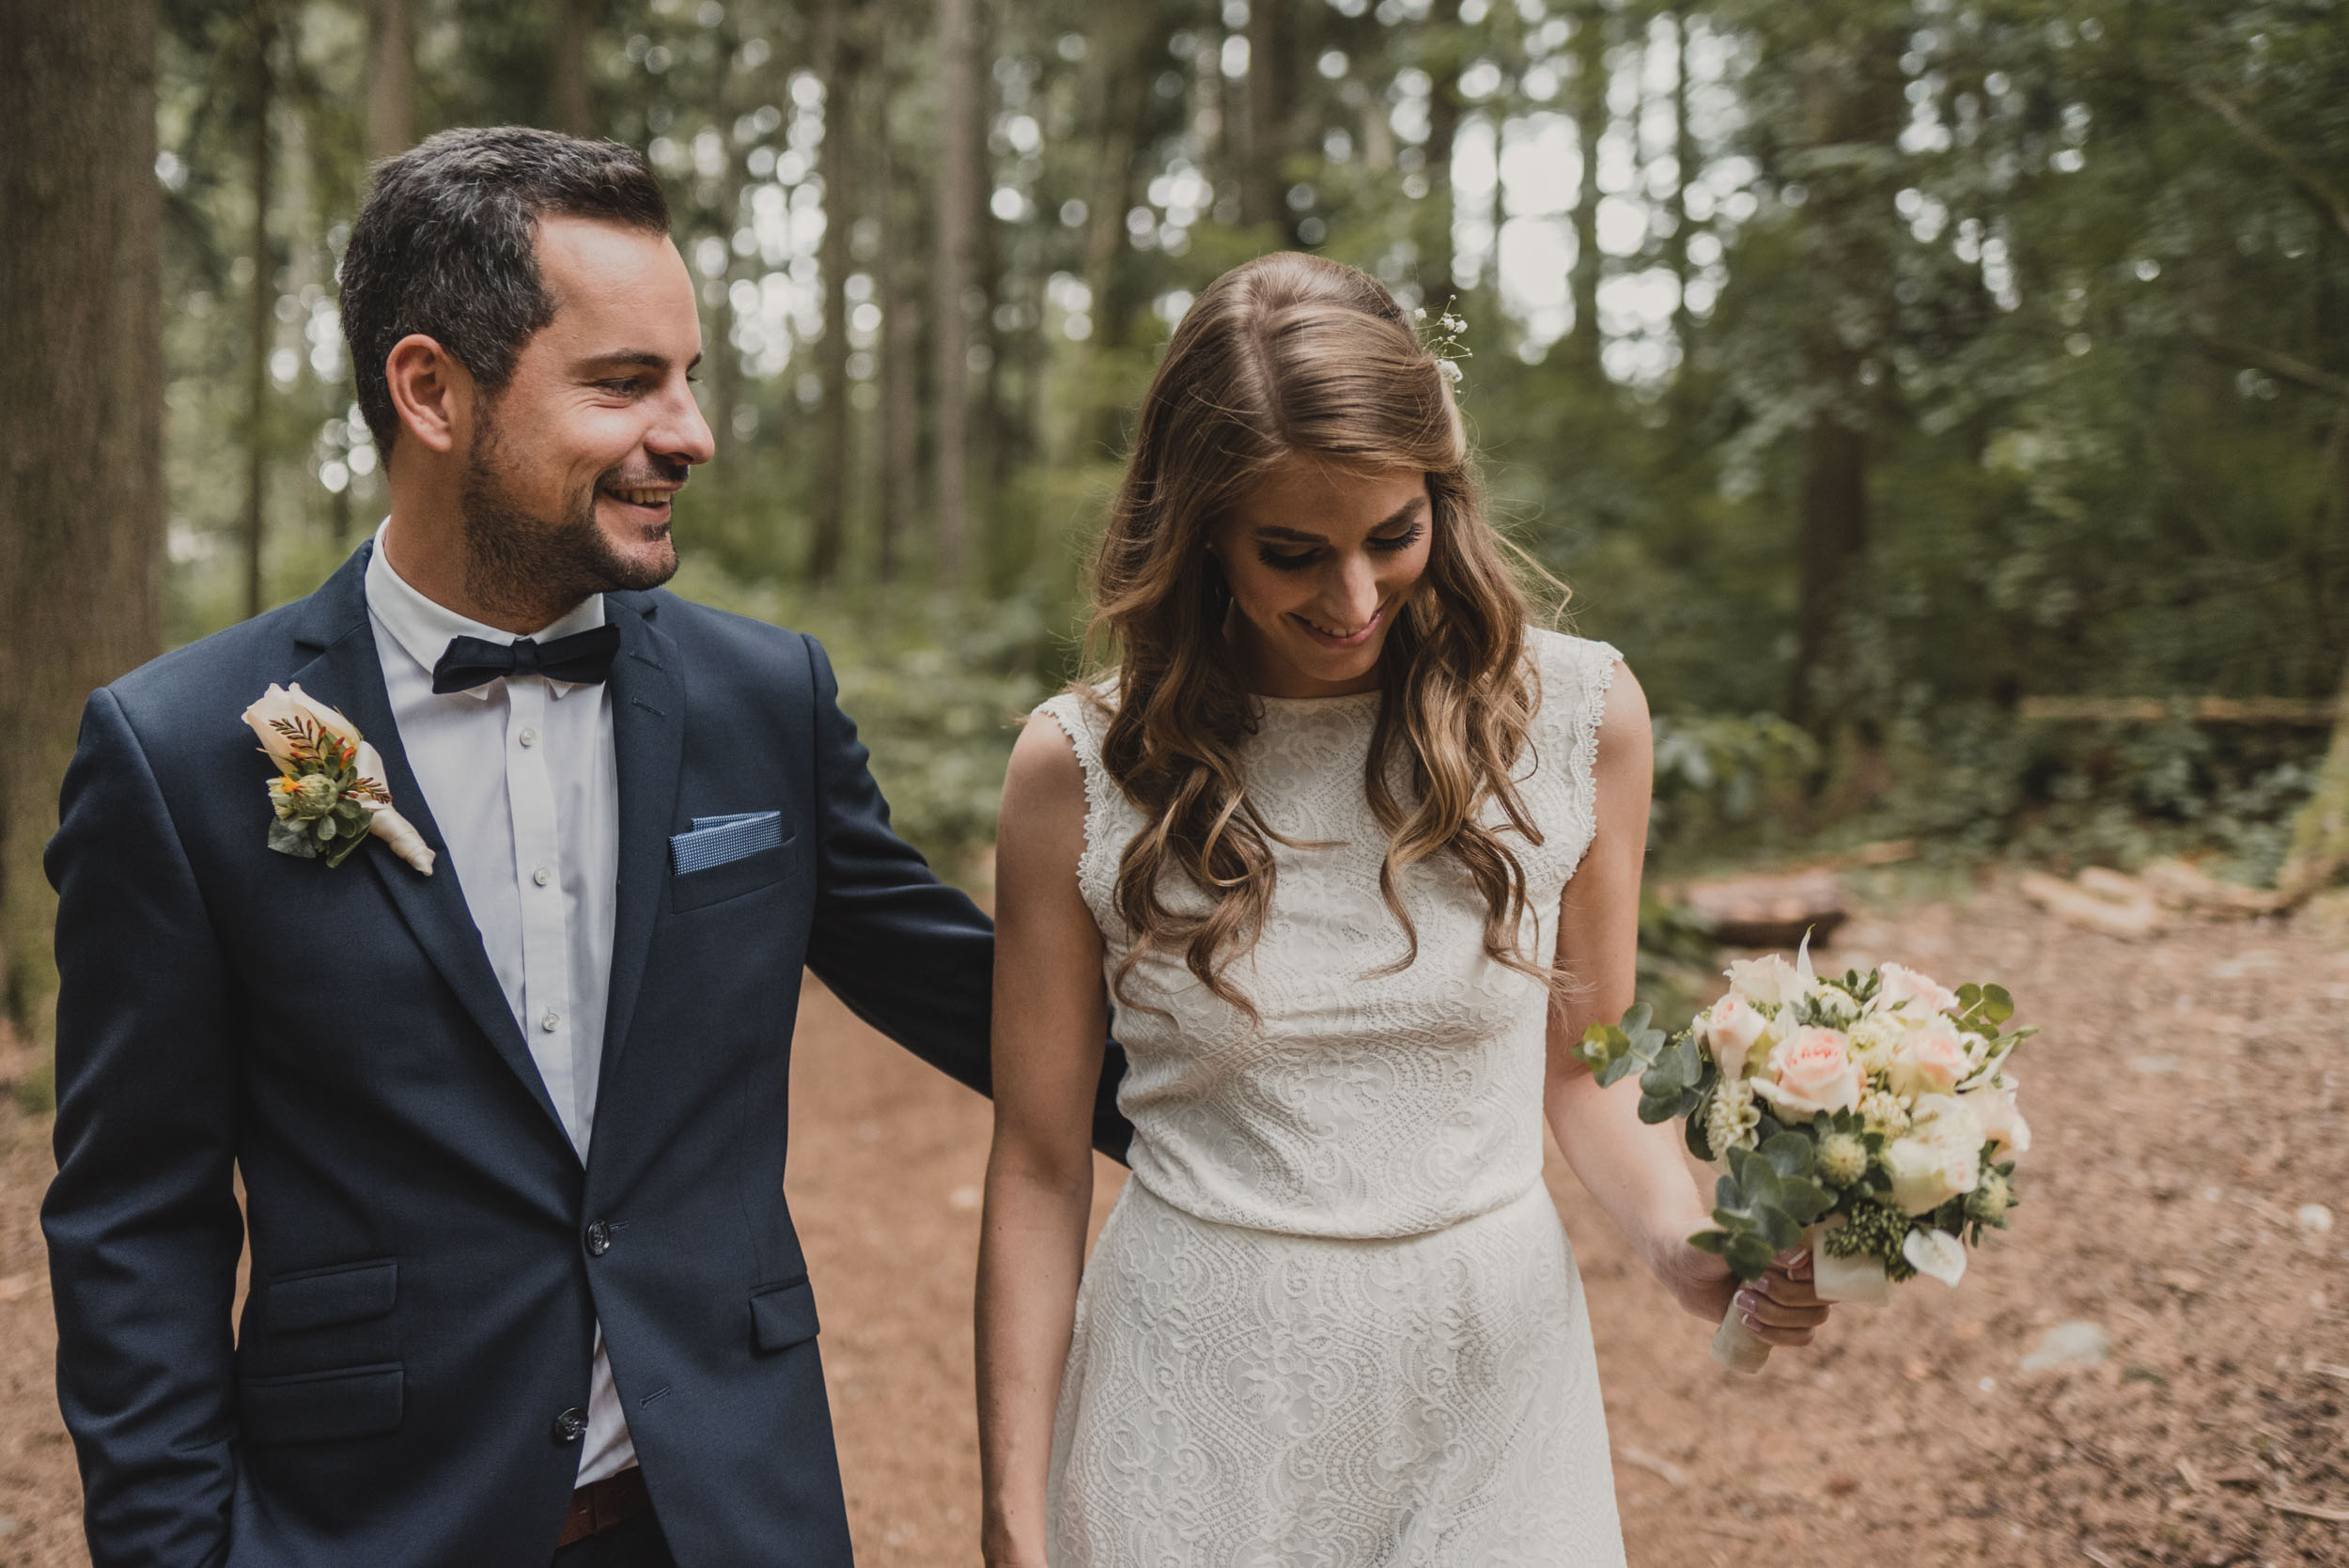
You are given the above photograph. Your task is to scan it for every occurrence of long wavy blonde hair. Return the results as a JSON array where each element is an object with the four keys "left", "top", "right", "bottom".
[{"left": 1085, "top": 252, "right": 1550, "bottom": 1017}]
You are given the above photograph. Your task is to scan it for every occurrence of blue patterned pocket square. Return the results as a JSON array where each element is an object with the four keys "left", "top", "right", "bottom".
[{"left": 669, "top": 811, "right": 786, "bottom": 875}]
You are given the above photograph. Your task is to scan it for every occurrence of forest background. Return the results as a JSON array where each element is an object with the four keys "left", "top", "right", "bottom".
[{"left": 3, "top": 0, "right": 2348, "bottom": 1073}]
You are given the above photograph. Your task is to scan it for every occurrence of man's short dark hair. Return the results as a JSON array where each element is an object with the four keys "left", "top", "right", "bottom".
[{"left": 339, "top": 126, "right": 672, "bottom": 452}]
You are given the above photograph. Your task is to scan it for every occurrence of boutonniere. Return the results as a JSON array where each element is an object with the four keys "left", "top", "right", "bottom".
[{"left": 241, "top": 683, "right": 435, "bottom": 875}]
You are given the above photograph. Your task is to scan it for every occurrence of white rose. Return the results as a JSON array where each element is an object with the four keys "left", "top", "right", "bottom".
[
  {"left": 1884, "top": 1018, "right": 1972, "bottom": 1099},
  {"left": 1875, "top": 961, "right": 1962, "bottom": 1017},
  {"left": 1882, "top": 1133, "right": 1980, "bottom": 1215},
  {"left": 1698, "top": 992, "right": 1770, "bottom": 1080},
  {"left": 1725, "top": 954, "right": 1807, "bottom": 1009},
  {"left": 1962, "top": 1079, "right": 2031, "bottom": 1158}
]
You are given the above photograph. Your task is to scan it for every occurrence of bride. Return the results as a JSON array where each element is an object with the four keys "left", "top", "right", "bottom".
[{"left": 975, "top": 252, "right": 1828, "bottom": 1567}]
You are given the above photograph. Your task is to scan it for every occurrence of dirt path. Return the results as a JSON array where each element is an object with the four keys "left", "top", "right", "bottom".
[{"left": 0, "top": 886, "right": 2342, "bottom": 1565}]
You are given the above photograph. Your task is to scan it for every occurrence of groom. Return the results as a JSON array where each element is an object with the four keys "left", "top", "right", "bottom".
[{"left": 43, "top": 127, "right": 1126, "bottom": 1568}]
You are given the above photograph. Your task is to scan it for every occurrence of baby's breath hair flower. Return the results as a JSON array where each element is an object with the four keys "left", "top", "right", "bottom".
[{"left": 1413, "top": 299, "right": 1471, "bottom": 392}]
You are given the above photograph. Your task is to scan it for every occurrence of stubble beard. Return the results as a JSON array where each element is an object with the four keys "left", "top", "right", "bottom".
[{"left": 457, "top": 405, "right": 680, "bottom": 629}]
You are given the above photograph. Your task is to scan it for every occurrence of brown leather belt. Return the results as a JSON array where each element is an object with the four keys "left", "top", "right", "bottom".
[{"left": 557, "top": 1466, "right": 652, "bottom": 1548}]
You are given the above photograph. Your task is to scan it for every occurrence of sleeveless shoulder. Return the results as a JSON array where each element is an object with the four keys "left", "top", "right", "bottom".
[
  {"left": 1523, "top": 628, "right": 1625, "bottom": 883},
  {"left": 1030, "top": 686, "right": 1129, "bottom": 931}
]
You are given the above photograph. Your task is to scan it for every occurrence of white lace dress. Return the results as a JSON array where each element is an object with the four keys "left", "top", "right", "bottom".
[{"left": 1032, "top": 629, "right": 1629, "bottom": 1568}]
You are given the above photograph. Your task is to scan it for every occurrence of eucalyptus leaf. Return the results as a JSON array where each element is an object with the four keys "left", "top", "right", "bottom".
[{"left": 266, "top": 819, "right": 321, "bottom": 860}]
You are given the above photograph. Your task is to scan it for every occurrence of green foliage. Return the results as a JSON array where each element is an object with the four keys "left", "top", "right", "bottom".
[
  {"left": 141, "top": 0, "right": 2349, "bottom": 900},
  {"left": 1824, "top": 1197, "right": 1921, "bottom": 1285},
  {"left": 1692, "top": 1133, "right": 1839, "bottom": 1281}
]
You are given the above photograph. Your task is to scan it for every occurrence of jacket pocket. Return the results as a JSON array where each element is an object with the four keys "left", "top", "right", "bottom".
[
  {"left": 240, "top": 1362, "right": 404, "bottom": 1445},
  {"left": 749, "top": 1276, "right": 820, "bottom": 1353},
  {"left": 669, "top": 838, "right": 795, "bottom": 914},
  {"left": 267, "top": 1257, "right": 397, "bottom": 1333}
]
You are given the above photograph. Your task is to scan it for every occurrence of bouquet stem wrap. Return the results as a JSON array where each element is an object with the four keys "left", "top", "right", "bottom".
[{"left": 1709, "top": 1221, "right": 1890, "bottom": 1375}]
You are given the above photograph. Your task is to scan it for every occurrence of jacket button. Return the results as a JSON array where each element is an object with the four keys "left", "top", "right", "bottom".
[
  {"left": 584, "top": 1220, "right": 612, "bottom": 1257},
  {"left": 552, "top": 1406, "right": 588, "bottom": 1443}
]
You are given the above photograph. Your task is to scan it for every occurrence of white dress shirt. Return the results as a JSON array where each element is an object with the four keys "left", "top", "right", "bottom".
[{"left": 365, "top": 523, "right": 635, "bottom": 1484}]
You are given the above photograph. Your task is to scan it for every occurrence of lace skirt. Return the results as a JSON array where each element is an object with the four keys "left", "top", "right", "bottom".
[{"left": 1047, "top": 1180, "right": 1626, "bottom": 1568}]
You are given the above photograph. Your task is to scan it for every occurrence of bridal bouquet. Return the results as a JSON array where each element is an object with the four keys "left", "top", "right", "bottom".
[{"left": 1576, "top": 943, "right": 2035, "bottom": 1373}]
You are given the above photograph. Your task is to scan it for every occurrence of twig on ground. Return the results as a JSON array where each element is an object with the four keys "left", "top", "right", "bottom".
[
  {"left": 2268, "top": 1498, "right": 2349, "bottom": 1524},
  {"left": 1618, "top": 1446, "right": 1688, "bottom": 1487}
]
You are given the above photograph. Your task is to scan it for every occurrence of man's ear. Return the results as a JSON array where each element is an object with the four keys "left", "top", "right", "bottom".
[{"left": 383, "top": 334, "right": 475, "bottom": 455}]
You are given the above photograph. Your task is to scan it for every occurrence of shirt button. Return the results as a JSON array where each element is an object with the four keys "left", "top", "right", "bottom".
[
  {"left": 540, "top": 1011, "right": 561, "bottom": 1032},
  {"left": 585, "top": 1219, "right": 612, "bottom": 1257},
  {"left": 552, "top": 1406, "right": 588, "bottom": 1443},
  {"left": 519, "top": 727, "right": 538, "bottom": 748},
  {"left": 534, "top": 866, "right": 553, "bottom": 887}
]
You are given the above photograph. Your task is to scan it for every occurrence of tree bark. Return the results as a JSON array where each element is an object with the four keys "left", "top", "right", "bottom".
[
  {"left": 365, "top": 0, "right": 416, "bottom": 163},
  {"left": 242, "top": 3, "right": 276, "bottom": 623},
  {"left": 931, "top": 0, "right": 980, "bottom": 586},
  {"left": 1423, "top": 59, "right": 1463, "bottom": 302},
  {"left": 1785, "top": 29, "right": 1905, "bottom": 727},
  {"left": 876, "top": 28, "right": 920, "bottom": 586},
  {"left": 0, "top": 0, "right": 164, "bottom": 1036},
  {"left": 1667, "top": 7, "right": 1696, "bottom": 353},
  {"left": 2277, "top": 651, "right": 2349, "bottom": 904},
  {"left": 1566, "top": 0, "right": 1609, "bottom": 368},
  {"left": 811, "top": 0, "right": 863, "bottom": 582},
  {"left": 1239, "top": 0, "right": 1292, "bottom": 233},
  {"left": 550, "top": 0, "right": 594, "bottom": 138}
]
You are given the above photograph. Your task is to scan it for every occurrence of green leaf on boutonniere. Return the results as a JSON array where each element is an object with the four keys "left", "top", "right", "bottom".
[{"left": 268, "top": 818, "right": 322, "bottom": 860}]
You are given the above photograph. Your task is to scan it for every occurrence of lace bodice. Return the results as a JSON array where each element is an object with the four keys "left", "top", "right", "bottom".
[{"left": 1036, "top": 629, "right": 1621, "bottom": 1240}]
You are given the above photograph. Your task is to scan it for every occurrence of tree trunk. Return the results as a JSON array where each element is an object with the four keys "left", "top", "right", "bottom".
[
  {"left": 242, "top": 4, "right": 276, "bottom": 623},
  {"left": 931, "top": 0, "right": 979, "bottom": 587},
  {"left": 1239, "top": 0, "right": 1292, "bottom": 233},
  {"left": 1785, "top": 30, "right": 1905, "bottom": 727},
  {"left": 550, "top": 0, "right": 594, "bottom": 138},
  {"left": 366, "top": 0, "right": 416, "bottom": 162},
  {"left": 1667, "top": 7, "right": 1696, "bottom": 353},
  {"left": 810, "top": 0, "right": 863, "bottom": 582},
  {"left": 1423, "top": 61, "right": 1463, "bottom": 303},
  {"left": 1566, "top": 0, "right": 1609, "bottom": 368},
  {"left": 1068, "top": 5, "right": 1152, "bottom": 461},
  {"left": 877, "top": 73, "right": 919, "bottom": 584},
  {"left": 0, "top": 0, "right": 164, "bottom": 1038},
  {"left": 2277, "top": 651, "right": 2349, "bottom": 903}
]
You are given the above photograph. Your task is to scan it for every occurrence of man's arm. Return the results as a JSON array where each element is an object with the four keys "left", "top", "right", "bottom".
[
  {"left": 797, "top": 635, "right": 1130, "bottom": 1163},
  {"left": 41, "top": 688, "right": 244, "bottom": 1568}
]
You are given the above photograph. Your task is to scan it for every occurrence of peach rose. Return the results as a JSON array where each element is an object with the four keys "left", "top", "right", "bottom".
[
  {"left": 1750, "top": 1026, "right": 1863, "bottom": 1122},
  {"left": 1875, "top": 961, "right": 1962, "bottom": 1017},
  {"left": 1884, "top": 1018, "right": 1971, "bottom": 1099}
]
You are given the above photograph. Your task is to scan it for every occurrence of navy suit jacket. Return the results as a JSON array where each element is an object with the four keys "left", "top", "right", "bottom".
[{"left": 42, "top": 543, "right": 1130, "bottom": 1568}]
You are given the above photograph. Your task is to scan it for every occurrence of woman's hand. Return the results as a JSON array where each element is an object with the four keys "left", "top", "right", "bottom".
[{"left": 1652, "top": 1233, "right": 1833, "bottom": 1349}]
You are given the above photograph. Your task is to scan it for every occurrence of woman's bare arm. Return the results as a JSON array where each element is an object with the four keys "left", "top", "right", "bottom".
[
  {"left": 1542, "top": 661, "right": 1827, "bottom": 1346},
  {"left": 975, "top": 714, "right": 1111, "bottom": 1566}
]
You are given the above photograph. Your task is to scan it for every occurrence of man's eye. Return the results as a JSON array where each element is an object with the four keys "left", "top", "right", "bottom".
[{"left": 597, "top": 378, "right": 645, "bottom": 395}]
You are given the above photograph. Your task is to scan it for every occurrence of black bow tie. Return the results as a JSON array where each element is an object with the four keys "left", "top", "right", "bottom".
[{"left": 431, "top": 625, "right": 622, "bottom": 693}]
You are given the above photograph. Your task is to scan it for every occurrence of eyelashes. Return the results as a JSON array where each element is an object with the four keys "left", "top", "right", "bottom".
[{"left": 1255, "top": 523, "right": 1425, "bottom": 571}]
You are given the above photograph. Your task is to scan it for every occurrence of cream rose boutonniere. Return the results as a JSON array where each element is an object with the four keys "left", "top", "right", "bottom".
[{"left": 241, "top": 683, "right": 434, "bottom": 874}]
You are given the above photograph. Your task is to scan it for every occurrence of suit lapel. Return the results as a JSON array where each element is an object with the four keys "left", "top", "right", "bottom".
[
  {"left": 287, "top": 546, "right": 569, "bottom": 1139},
  {"left": 595, "top": 592, "right": 685, "bottom": 1095}
]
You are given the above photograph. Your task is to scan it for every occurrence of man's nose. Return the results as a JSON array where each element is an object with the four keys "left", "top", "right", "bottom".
[{"left": 652, "top": 384, "right": 717, "bottom": 468}]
